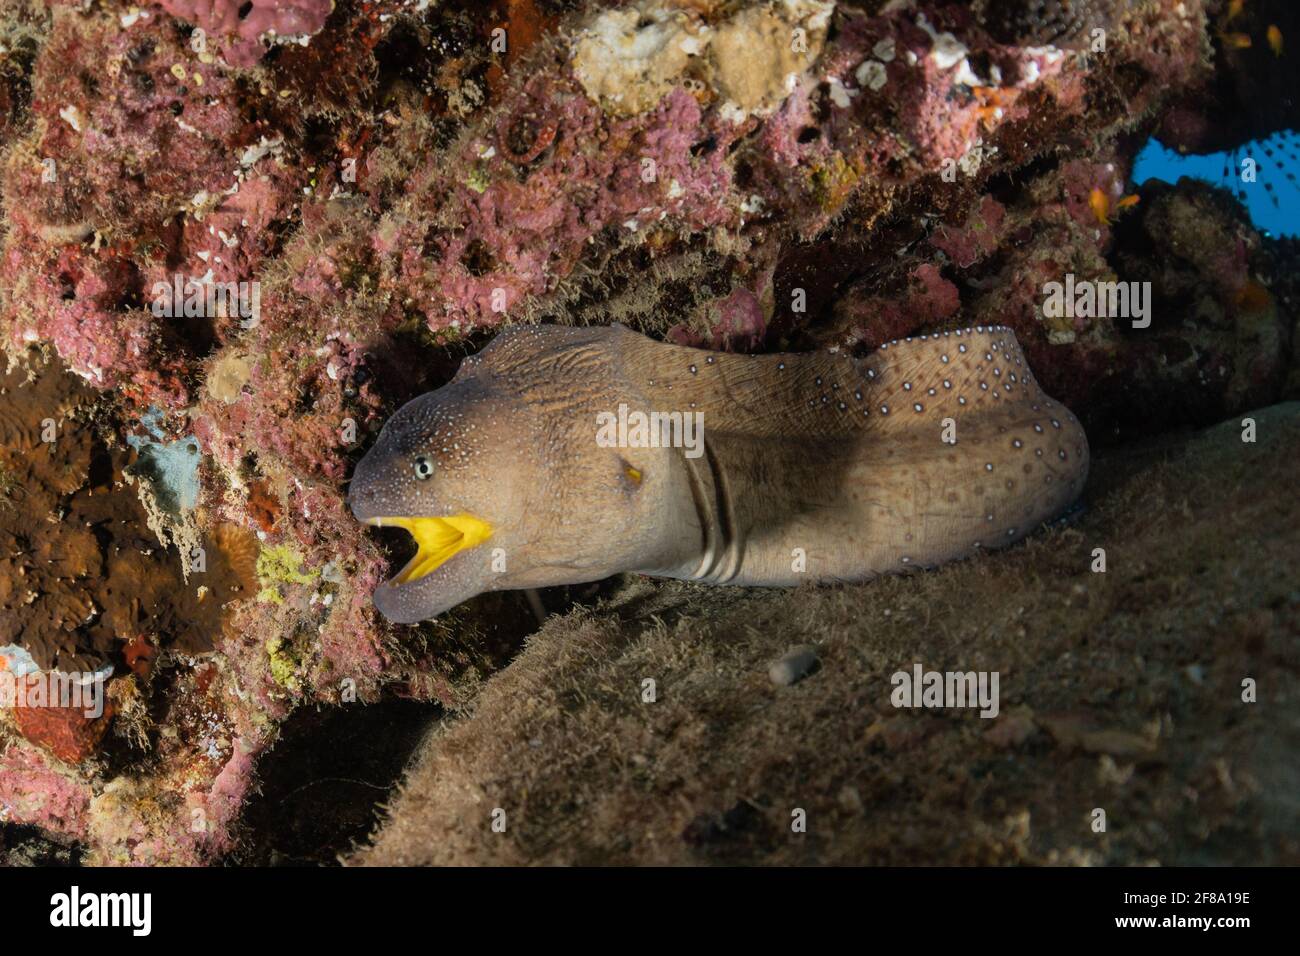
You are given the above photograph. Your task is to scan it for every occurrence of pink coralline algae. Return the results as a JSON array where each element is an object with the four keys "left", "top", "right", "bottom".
[
  {"left": 156, "top": 0, "right": 335, "bottom": 67},
  {"left": 834, "top": 262, "right": 962, "bottom": 350},
  {"left": 392, "top": 81, "right": 740, "bottom": 329},
  {"left": 667, "top": 268, "right": 774, "bottom": 353},
  {"left": 2, "top": 6, "right": 301, "bottom": 403},
  {"left": 0, "top": 746, "right": 91, "bottom": 836},
  {"left": 932, "top": 196, "right": 1007, "bottom": 269}
]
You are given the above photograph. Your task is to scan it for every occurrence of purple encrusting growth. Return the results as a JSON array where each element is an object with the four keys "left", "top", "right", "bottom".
[
  {"left": 158, "top": 0, "right": 335, "bottom": 68},
  {"left": 2, "top": 6, "right": 299, "bottom": 401},
  {"left": 392, "top": 5, "right": 1082, "bottom": 332},
  {"left": 394, "top": 84, "right": 738, "bottom": 326},
  {"left": 0, "top": 0, "right": 1292, "bottom": 864}
]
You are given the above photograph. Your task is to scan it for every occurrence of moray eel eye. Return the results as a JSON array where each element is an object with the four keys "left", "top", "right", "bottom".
[
  {"left": 364, "top": 514, "right": 493, "bottom": 584},
  {"left": 413, "top": 455, "right": 435, "bottom": 480}
]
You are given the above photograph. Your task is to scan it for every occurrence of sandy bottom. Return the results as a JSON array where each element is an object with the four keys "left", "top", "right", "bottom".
[{"left": 354, "top": 404, "right": 1300, "bottom": 866}]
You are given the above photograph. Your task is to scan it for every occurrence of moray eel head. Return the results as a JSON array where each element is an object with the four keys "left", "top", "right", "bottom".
[
  {"left": 348, "top": 374, "right": 532, "bottom": 623},
  {"left": 350, "top": 326, "right": 685, "bottom": 623}
]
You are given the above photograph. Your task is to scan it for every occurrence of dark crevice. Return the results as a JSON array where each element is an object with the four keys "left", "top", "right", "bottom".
[{"left": 233, "top": 699, "right": 443, "bottom": 865}]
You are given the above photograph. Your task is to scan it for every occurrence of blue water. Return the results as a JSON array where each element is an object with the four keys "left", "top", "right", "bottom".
[{"left": 1132, "top": 130, "right": 1300, "bottom": 238}]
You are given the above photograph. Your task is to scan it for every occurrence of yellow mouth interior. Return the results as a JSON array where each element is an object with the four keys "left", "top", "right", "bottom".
[{"left": 367, "top": 513, "right": 493, "bottom": 584}]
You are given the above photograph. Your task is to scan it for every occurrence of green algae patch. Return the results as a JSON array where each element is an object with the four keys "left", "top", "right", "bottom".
[
  {"left": 465, "top": 165, "right": 491, "bottom": 194},
  {"left": 256, "top": 543, "right": 318, "bottom": 604},
  {"left": 265, "top": 637, "right": 303, "bottom": 692}
]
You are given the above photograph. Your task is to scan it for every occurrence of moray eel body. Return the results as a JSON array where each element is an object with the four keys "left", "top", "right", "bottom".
[{"left": 349, "top": 324, "right": 1089, "bottom": 623}]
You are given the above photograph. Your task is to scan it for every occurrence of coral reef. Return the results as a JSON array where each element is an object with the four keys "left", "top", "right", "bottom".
[{"left": 0, "top": 0, "right": 1295, "bottom": 863}]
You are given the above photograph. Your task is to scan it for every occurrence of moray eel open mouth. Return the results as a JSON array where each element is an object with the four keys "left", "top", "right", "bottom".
[{"left": 364, "top": 514, "right": 493, "bottom": 585}]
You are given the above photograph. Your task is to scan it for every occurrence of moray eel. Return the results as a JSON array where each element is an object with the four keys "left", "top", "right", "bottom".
[{"left": 349, "top": 324, "right": 1089, "bottom": 623}]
